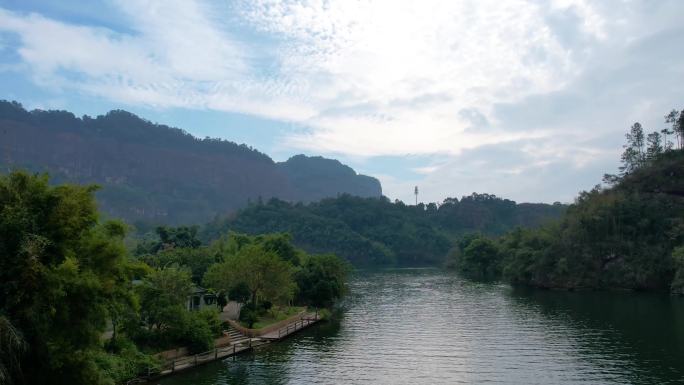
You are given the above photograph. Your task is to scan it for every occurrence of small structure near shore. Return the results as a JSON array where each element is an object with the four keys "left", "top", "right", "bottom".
[{"left": 187, "top": 286, "right": 219, "bottom": 311}]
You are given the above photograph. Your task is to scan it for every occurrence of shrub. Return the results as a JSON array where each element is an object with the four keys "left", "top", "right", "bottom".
[
  {"left": 96, "top": 338, "right": 159, "bottom": 383},
  {"left": 318, "top": 308, "right": 332, "bottom": 321},
  {"left": 239, "top": 304, "right": 258, "bottom": 328},
  {"left": 195, "top": 308, "right": 222, "bottom": 336}
]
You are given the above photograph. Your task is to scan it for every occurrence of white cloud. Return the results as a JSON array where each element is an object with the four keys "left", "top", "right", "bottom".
[
  {"left": 1, "top": 0, "right": 683, "bottom": 202},
  {"left": 240, "top": 0, "right": 583, "bottom": 155},
  {"left": 0, "top": 3, "right": 315, "bottom": 121},
  {"left": 0, "top": 0, "right": 594, "bottom": 156}
]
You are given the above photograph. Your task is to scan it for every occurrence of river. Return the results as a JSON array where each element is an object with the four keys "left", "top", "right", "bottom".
[{"left": 158, "top": 268, "right": 684, "bottom": 384}]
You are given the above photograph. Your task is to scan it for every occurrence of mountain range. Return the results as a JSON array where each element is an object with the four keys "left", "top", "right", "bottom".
[{"left": 0, "top": 100, "right": 381, "bottom": 224}]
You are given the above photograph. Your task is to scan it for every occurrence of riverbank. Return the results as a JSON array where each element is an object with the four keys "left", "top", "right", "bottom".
[{"left": 139, "top": 312, "right": 322, "bottom": 382}]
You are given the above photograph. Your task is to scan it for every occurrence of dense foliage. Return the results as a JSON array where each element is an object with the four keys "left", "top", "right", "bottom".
[
  {"left": 202, "top": 193, "right": 566, "bottom": 267},
  {"left": 0, "top": 171, "right": 350, "bottom": 384},
  {"left": 451, "top": 109, "right": 684, "bottom": 293},
  {"left": 201, "top": 233, "right": 349, "bottom": 311},
  {"left": 0, "top": 100, "right": 381, "bottom": 224},
  {"left": 295, "top": 254, "right": 351, "bottom": 308},
  {"left": 0, "top": 171, "right": 141, "bottom": 384}
]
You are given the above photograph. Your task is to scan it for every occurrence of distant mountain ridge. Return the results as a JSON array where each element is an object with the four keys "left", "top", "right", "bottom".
[
  {"left": 277, "top": 154, "right": 381, "bottom": 202},
  {"left": 0, "top": 100, "right": 382, "bottom": 224}
]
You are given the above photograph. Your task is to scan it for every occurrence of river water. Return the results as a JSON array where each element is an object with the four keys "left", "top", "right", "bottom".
[{"left": 158, "top": 268, "right": 684, "bottom": 384}]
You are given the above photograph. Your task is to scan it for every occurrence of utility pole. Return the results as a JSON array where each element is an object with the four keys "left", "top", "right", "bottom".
[{"left": 414, "top": 186, "right": 419, "bottom": 206}]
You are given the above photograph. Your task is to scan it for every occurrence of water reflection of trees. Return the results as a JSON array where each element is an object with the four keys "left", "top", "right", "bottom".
[{"left": 508, "top": 287, "right": 684, "bottom": 384}]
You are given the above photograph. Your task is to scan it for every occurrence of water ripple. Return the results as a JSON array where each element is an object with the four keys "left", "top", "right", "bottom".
[{"left": 159, "top": 269, "right": 684, "bottom": 385}]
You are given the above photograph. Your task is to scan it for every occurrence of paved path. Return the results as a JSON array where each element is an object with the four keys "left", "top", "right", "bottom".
[{"left": 220, "top": 301, "right": 242, "bottom": 321}]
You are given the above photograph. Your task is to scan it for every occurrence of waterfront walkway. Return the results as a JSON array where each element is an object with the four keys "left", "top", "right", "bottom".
[
  {"left": 260, "top": 313, "right": 320, "bottom": 340},
  {"left": 157, "top": 341, "right": 255, "bottom": 376},
  {"left": 146, "top": 312, "right": 322, "bottom": 381}
]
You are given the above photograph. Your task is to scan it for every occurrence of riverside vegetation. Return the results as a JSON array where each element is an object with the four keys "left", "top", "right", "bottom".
[
  {"left": 200, "top": 193, "right": 565, "bottom": 267},
  {"left": 449, "top": 108, "right": 684, "bottom": 293},
  {"left": 0, "top": 171, "right": 349, "bottom": 385}
]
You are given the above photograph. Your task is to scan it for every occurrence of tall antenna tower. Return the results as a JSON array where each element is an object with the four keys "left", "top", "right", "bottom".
[{"left": 414, "top": 186, "right": 419, "bottom": 205}]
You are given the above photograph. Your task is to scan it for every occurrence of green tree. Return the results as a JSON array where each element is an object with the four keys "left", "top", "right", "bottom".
[
  {"left": 136, "top": 268, "right": 192, "bottom": 332},
  {"left": 665, "top": 109, "right": 682, "bottom": 149},
  {"left": 646, "top": 131, "right": 663, "bottom": 161},
  {"left": 204, "top": 244, "right": 295, "bottom": 307},
  {"left": 228, "top": 282, "right": 251, "bottom": 304},
  {"left": 295, "top": 254, "right": 350, "bottom": 307},
  {"left": 140, "top": 246, "right": 217, "bottom": 284},
  {"left": 127, "top": 267, "right": 220, "bottom": 353},
  {"left": 0, "top": 171, "right": 134, "bottom": 385},
  {"left": 461, "top": 237, "right": 501, "bottom": 279},
  {"left": 620, "top": 122, "right": 646, "bottom": 174}
]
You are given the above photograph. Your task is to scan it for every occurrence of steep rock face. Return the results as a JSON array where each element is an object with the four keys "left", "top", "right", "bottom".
[
  {"left": 0, "top": 100, "right": 382, "bottom": 224},
  {"left": 277, "top": 155, "right": 382, "bottom": 202}
]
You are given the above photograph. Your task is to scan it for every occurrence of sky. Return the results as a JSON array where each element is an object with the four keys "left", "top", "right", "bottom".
[{"left": 0, "top": 0, "right": 682, "bottom": 204}]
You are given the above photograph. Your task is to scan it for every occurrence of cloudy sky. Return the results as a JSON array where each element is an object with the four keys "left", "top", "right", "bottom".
[{"left": 1, "top": 0, "right": 682, "bottom": 204}]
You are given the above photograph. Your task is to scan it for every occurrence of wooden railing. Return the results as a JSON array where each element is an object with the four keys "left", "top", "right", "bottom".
[
  {"left": 227, "top": 311, "right": 307, "bottom": 337},
  {"left": 132, "top": 312, "right": 322, "bottom": 382},
  {"left": 276, "top": 316, "right": 318, "bottom": 338},
  {"left": 160, "top": 340, "right": 252, "bottom": 374}
]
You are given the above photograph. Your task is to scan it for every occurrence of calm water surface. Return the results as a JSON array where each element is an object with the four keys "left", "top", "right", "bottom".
[{"left": 158, "top": 269, "right": 684, "bottom": 384}]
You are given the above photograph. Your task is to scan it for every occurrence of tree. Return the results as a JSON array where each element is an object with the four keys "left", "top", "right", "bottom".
[
  {"left": 661, "top": 128, "right": 674, "bottom": 151},
  {"left": 228, "top": 282, "right": 251, "bottom": 304},
  {"left": 140, "top": 246, "right": 217, "bottom": 284},
  {"left": 127, "top": 267, "right": 219, "bottom": 353},
  {"left": 154, "top": 225, "right": 202, "bottom": 251},
  {"left": 136, "top": 268, "right": 192, "bottom": 332},
  {"left": 461, "top": 237, "right": 501, "bottom": 278},
  {"left": 259, "top": 233, "right": 302, "bottom": 266},
  {"left": 204, "top": 244, "right": 295, "bottom": 307},
  {"left": 665, "top": 109, "right": 683, "bottom": 150},
  {"left": 620, "top": 122, "right": 646, "bottom": 174},
  {"left": 295, "top": 254, "right": 350, "bottom": 307},
  {"left": 0, "top": 171, "right": 134, "bottom": 385},
  {"left": 646, "top": 131, "right": 663, "bottom": 161}
]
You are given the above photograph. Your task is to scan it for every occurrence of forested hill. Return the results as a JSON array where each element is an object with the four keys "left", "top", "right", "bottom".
[
  {"left": 201, "top": 193, "right": 567, "bottom": 267},
  {"left": 0, "top": 100, "right": 381, "bottom": 224},
  {"left": 450, "top": 110, "right": 684, "bottom": 293}
]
